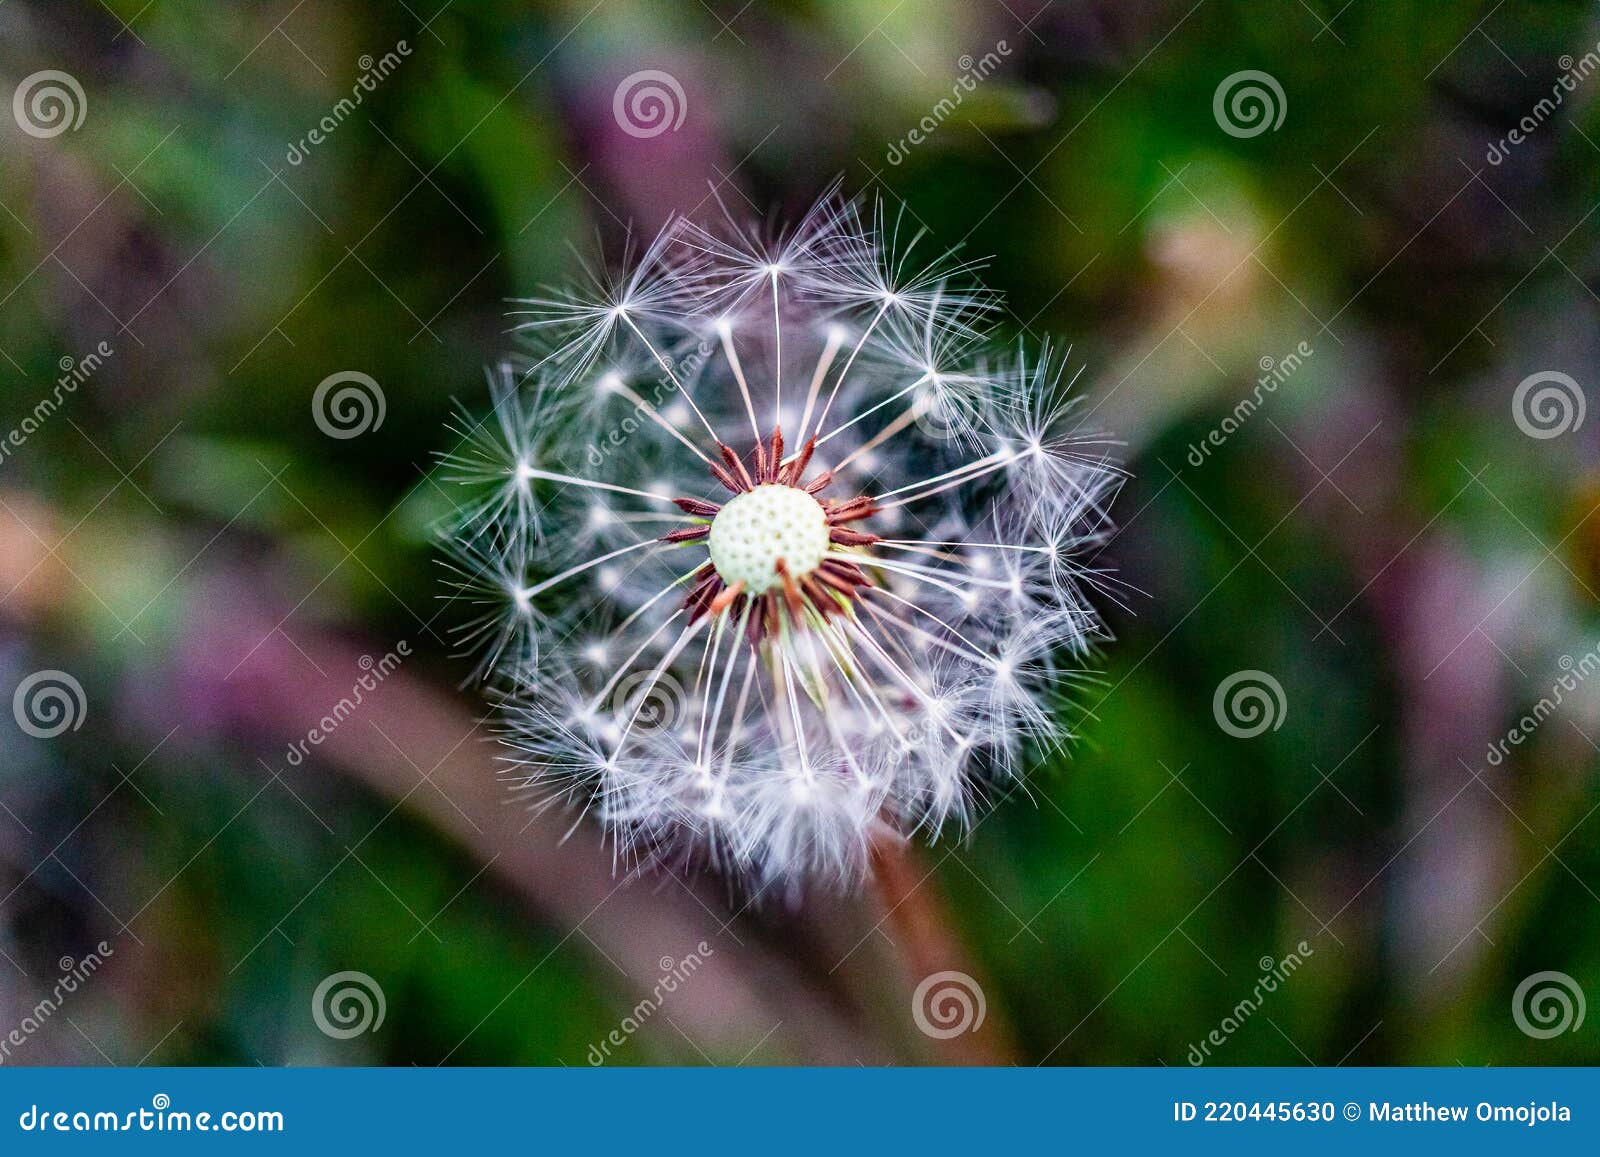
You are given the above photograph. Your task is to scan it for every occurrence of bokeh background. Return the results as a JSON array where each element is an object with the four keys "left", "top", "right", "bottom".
[{"left": 2, "top": 0, "right": 1599, "bottom": 1066}]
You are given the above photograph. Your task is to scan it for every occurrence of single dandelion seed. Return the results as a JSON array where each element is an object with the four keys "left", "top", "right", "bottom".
[{"left": 439, "top": 193, "right": 1123, "bottom": 888}]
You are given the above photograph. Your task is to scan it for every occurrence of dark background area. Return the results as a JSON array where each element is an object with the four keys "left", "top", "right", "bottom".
[{"left": 2, "top": 0, "right": 1598, "bottom": 1065}]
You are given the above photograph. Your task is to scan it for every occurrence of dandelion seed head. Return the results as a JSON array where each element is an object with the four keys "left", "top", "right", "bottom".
[{"left": 442, "top": 192, "right": 1122, "bottom": 887}]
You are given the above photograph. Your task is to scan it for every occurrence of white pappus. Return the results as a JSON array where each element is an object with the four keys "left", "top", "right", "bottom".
[{"left": 439, "top": 194, "right": 1123, "bottom": 889}]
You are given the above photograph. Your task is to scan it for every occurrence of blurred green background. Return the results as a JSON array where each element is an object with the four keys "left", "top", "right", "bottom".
[{"left": 3, "top": 0, "right": 1599, "bottom": 1066}]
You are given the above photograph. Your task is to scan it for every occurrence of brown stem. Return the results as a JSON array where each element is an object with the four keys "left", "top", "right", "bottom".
[{"left": 869, "top": 832, "right": 1017, "bottom": 1065}]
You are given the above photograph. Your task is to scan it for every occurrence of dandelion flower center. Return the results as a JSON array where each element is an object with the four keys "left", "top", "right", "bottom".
[
  {"left": 707, "top": 484, "right": 829, "bottom": 594},
  {"left": 663, "top": 428, "right": 879, "bottom": 632}
]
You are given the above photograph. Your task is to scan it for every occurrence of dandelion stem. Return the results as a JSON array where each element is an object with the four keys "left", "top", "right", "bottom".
[
  {"left": 794, "top": 325, "right": 845, "bottom": 448},
  {"left": 603, "top": 376, "right": 715, "bottom": 464},
  {"left": 519, "top": 466, "right": 677, "bottom": 504},
  {"left": 810, "top": 299, "right": 889, "bottom": 442},
  {"left": 621, "top": 313, "right": 721, "bottom": 443},
  {"left": 813, "top": 373, "right": 931, "bottom": 450},
  {"left": 524, "top": 537, "right": 662, "bottom": 599},
  {"left": 868, "top": 835, "right": 1015, "bottom": 1064},
  {"left": 872, "top": 450, "right": 1020, "bottom": 509},
  {"left": 770, "top": 269, "right": 783, "bottom": 430},
  {"left": 717, "top": 322, "right": 763, "bottom": 444},
  {"left": 832, "top": 403, "right": 921, "bottom": 473}
]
